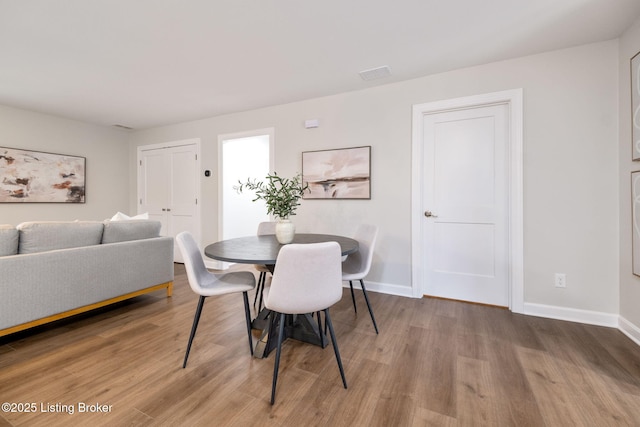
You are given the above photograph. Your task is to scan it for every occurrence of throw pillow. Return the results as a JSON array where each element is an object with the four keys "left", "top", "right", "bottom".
[{"left": 111, "top": 212, "right": 149, "bottom": 221}]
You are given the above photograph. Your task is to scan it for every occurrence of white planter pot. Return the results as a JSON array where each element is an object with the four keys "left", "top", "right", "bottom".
[{"left": 275, "top": 219, "right": 295, "bottom": 244}]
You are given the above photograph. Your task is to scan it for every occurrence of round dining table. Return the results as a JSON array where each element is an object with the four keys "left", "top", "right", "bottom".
[
  {"left": 204, "top": 233, "right": 359, "bottom": 267},
  {"left": 204, "top": 233, "right": 359, "bottom": 358}
]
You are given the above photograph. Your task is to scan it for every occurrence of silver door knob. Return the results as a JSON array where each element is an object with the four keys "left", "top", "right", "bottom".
[{"left": 424, "top": 211, "right": 438, "bottom": 217}]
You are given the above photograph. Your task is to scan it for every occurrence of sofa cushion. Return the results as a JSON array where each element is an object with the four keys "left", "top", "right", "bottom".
[
  {"left": 0, "top": 224, "right": 18, "bottom": 256},
  {"left": 102, "top": 219, "right": 161, "bottom": 244},
  {"left": 17, "top": 221, "right": 104, "bottom": 254}
]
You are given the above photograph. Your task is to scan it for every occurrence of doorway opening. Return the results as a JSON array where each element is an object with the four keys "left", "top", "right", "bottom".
[{"left": 218, "top": 129, "right": 274, "bottom": 241}]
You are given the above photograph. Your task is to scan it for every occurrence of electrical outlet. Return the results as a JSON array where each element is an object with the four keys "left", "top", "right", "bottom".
[{"left": 555, "top": 273, "right": 566, "bottom": 288}]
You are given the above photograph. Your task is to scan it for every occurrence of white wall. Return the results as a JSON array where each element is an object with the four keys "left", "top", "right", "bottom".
[
  {"left": 619, "top": 16, "right": 640, "bottom": 338},
  {"left": 0, "top": 105, "right": 130, "bottom": 225},
  {"left": 129, "top": 40, "right": 620, "bottom": 318}
]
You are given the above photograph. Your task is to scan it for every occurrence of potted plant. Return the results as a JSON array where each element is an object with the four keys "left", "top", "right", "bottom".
[{"left": 234, "top": 172, "right": 309, "bottom": 244}]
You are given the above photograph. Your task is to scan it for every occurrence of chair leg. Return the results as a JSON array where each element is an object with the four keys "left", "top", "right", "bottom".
[
  {"left": 254, "top": 272, "right": 264, "bottom": 306},
  {"left": 270, "top": 312, "right": 286, "bottom": 405},
  {"left": 258, "top": 275, "right": 267, "bottom": 312},
  {"left": 316, "top": 311, "right": 325, "bottom": 348},
  {"left": 349, "top": 281, "right": 357, "bottom": 313},
  {"left": 242, "top": 291, "right": 253, "bottom": 356},
  {"left": 324, "top": 308, "right": 347, "bottom": 389},
  {"left": 183, "top": 295, "right": 206, "bottom": 368},
  {"left": 359, "top": 279, "right": 379, "bottom": 334}
]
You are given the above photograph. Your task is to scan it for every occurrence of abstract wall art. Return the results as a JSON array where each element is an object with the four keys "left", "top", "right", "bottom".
[
  {"left": 302, "top": 146, "right": 370, "bottom": 199},
  {"left": 0, "top": 147, "right": 85, "bottom": 203},
  {"left": 632, "top": 50, "right": 640, "bottom": 160}
]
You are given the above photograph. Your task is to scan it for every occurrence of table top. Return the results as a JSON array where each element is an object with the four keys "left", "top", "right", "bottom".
[{"left": 204, "top": 233, "right": 359, "bottom": 265}]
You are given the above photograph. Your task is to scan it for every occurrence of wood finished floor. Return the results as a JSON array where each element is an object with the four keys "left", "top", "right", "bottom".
[{"left": 1, "top": 264, "right": 639, "bottom": 426}]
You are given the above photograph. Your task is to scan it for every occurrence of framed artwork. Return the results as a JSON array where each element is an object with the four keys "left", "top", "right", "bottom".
[
  {"left": 302, "top": 146, "right": 371, "bottom": 199},
  {"left": 632, "top": 50, "right": 640, "bottom": 160},
  {"left": 633, "top": 171, "right": 640, "bottom": 276},
  {"left": 0, "top": 146, "right": 85, "bottom": 203}
]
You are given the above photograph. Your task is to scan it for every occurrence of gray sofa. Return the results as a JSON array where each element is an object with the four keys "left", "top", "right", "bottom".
[{"left": 0, "top": 219, "right": 174, "bottom": 337}]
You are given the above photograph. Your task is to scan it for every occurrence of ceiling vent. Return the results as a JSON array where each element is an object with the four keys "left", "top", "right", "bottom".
[{"left": 359, "top": 65, "right": 392, "bottom": 81}]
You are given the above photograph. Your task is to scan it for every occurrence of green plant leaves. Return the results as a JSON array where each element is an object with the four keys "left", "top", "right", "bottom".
[{"left": 234, "top": 172, "right": 309, "bottom": 219}]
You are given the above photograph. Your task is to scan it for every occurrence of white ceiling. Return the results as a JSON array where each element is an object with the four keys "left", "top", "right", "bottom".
[{"left": 1, "top": 0, "right": 639, "bottom": 130}]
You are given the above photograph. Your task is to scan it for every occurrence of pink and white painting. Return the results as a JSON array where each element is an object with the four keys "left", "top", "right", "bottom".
[
  {"left": 0, "top": 147, "right": 85, "bottom": 203},
  {"left": 302, "top": 146, "right": 370, "bottom": 199}
]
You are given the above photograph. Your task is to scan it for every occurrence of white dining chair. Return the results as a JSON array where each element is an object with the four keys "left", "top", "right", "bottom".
[
  {"left": 342, "top": 224, "right": 379, "bottom": 334},
  {"left": 264, "top": 241, "right": 347, "bottom": 404},
  {"left": 253, "top": 221, "right": 277, "bottom": 312},
  {"left": 176, "top": 231, "right": 256, "bottom": 368}
]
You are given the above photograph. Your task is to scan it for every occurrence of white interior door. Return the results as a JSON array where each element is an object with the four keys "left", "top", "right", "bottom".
[
  {"left": 421, "top": 104, "right": 509, "bottom": 306},
  {"left": 139, "top": 140, "right": 201, "bottom": 263},
  {"left": 168, "top": 145, "right": 199, "bottom": 263},
  {"left": 140, "top": 149, "right": 169, "bottom": 233}
]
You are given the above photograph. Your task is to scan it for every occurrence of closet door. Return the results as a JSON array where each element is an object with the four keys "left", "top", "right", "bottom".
[
  {"left": 167, "top": 145, "right": 199, "bottom": 261},
  {"left": 139, "top": 140, "right": 200, "bottom": 263},
  {"left": 140, "top": 148, "right": 170, "bottom": 233}
]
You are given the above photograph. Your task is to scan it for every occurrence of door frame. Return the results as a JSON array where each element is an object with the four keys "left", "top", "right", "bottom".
[{"left": 411, "top": 89, "right": 524, "bottom": 313}]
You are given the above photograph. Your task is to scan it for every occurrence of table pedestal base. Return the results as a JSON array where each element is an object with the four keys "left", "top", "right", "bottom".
[{"left": 253, "top": 311, "right": 328, "bottom": 358}]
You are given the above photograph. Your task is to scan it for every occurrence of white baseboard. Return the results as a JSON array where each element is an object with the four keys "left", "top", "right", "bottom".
[
  {"left": 345, "top": 285, "right": 640, "bottom": 348},
  {"left": 523, "top": 302, "right": 619, "bottom": 328},
  {"left": 619, "top": 316, "right": 640, "bottom": 346},
  {"left": 343, "top": 280, "right": 415, "bottom": 298}
]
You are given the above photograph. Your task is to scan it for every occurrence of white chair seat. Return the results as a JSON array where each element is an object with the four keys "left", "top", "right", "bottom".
[
  {"left": 341, "top": 269, "right": 362, "bottom": 281},
  {"left": 197, "top": 272, "right": 255, "bottom": 296}
]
